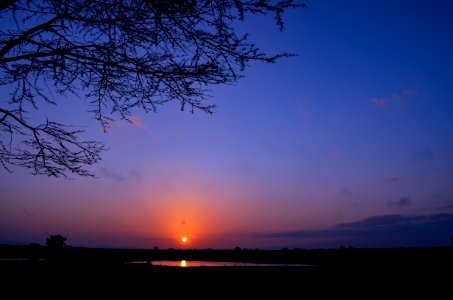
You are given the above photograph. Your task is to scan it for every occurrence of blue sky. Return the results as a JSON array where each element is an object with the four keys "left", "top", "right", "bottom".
[{"left": 1, "top": 0, "right": 453, "bottom": 249}]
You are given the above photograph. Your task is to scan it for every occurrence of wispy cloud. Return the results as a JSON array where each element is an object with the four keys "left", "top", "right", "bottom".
[
  {"left": 385, "top": 177, "right": 401, "bottom": 185},
  {"left": 386, "top": 196, "right": 411, "bottom": 208},
  {"left": 100, "top": 167, "right": 125, "bottom": 181},
  {"left": 369, "top": 97, "right": 389, "bottom": 109},
  {"left": 338, "top": 188, "right": 352, "bottom": 197},
  {"left": 413, "top": 147, "right": 434, "bottom": 162},
  {"left": 101, "top": 115, "right": 158, "bottom": 140},
  {"left": 438, "top": 199, "right": 453, "bottom": 210},
  {"left": 369, "top": 87, "right": 421, "bottom": 109},
  {"left": 403, "top": 88, "right": 418, "bottom": 97},
  {"left": 128, "top": 115, "right": 159, "bottom": 140},
  {"left": 392, "top": 88, "right": 419, "bottom": 107},
  {"left": 268, "top": 189, "right": 283, "bottom": 201},
  {"left": 129, "top": 115, "right": 147, "bottom": 130},
  {"left": 21, "top": 209, "right": 35, "bottom": 218},
  {"left": 296, "top": 104, "right": 309, "bottom": 120},
  {"left": 330, "top": 149, "right": 342, "bottom": 159},
  {"left": 130, "top": 169, "right": 142, "bottom": 181},
  {"left": 439, "top": 204, "right": 453, "bottom": 210},
  {"left": 260, "top": 214, "right": 453, "bottom": 247}
]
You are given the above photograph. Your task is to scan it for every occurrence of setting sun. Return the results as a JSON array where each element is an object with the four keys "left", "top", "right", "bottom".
[{"left": 181, "top": 236, "right": 188, "bottom": 243}]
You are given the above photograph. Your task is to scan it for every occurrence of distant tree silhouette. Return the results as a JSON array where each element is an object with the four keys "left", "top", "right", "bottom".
[
  {"left": 46, "top": 234, "right": 67, "bottom": 249},
  {"left": 46, "top": 234, "right": 67, "bottom": 262},
  {"left": 0, "top": 0, "right": 305, "bottom": 177},
  {"left": 29, "top": 242, "right": 41, "bottom": 261}
]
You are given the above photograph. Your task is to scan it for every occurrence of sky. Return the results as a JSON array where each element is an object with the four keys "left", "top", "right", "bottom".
[{"left": 1, "top": 0, "right": 453, "bottom": 249}]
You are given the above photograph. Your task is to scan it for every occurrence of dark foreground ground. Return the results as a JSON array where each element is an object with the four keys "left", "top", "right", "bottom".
[{"left": 1, "top": 245, "right": 452, "bottom": 296}]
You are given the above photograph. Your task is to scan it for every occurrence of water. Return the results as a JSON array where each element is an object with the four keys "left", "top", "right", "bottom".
[{"left": 129, "top": 260, "right": 313, "bottom": 267}]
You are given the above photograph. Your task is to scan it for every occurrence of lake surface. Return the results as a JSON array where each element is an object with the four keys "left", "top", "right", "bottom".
[{"left": 129, "top": 260, "right": 313, "bottom": 267}]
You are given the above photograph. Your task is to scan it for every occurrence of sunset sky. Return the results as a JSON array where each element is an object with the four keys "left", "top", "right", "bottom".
[{"left": 1, "top": 0, "right": 453, "bottom": 249}]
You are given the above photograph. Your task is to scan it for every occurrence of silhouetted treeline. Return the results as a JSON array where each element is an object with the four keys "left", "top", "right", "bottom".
[
  {"left": 0, "top": 244, "right": 452, "bottom": 269},
  {"left": 1, "top": 244, "right": 452, "bottom": 297}
]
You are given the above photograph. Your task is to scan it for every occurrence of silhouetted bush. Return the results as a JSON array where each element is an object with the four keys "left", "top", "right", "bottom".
[
  {"left": 46, "top": 234, "right": 68, "bottom": 262},
  {"left": 46, "top": 235, "right": 67, "bottom": 249}
]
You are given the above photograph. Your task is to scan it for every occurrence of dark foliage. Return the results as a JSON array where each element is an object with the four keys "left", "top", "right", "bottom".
[
  {"left": 46, "top": 234, "right": 67, "bottom": 249},
  {"left": 0, "top": 0, "right": 304, "bottom": 177}
]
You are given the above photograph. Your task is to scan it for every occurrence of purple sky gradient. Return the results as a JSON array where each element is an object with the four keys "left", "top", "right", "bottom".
[{"left": 1, "top": 0, "right": 453, "bottom": 249}]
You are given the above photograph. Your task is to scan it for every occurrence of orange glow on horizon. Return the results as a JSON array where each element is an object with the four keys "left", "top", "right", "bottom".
[
  {"left": 141, "top": 185, "right": 250, "bottom": 248},
  {"left": 180, "top": 260, "right": 187, "bottom": 267},
  {"left": 144, "top": 191, "right": 210, "bottom": 248}
]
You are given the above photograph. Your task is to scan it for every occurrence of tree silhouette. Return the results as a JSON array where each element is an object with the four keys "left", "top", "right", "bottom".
[
  {"left": 46, "top": 234, "right": 67, "bottom": 262},
  {"left": 0, "top": 0, "right": 305, "bottom": 178},
  {"left": 46, "top": 234, "right": 67, "bottom": 249}
]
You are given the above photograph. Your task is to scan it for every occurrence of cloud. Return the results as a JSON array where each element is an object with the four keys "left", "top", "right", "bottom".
[
  {"left": 438, "top": 200, "right": 453, "bottom": 210},
  {"left": 260, "top": 213, "right": 453, "bottom": 247},
  {"left": 369, "top": 87, "right": 421, "bottom": 109},
  {"left": 21, "top": 209, "right": 35, "bottom": 218},
  {"left": 414, "top": 147, "right": 434, "bottom": 162},
  {"left": 129, "top": 115, "right": 147, "bottom": 130},
  {"left": 334, "top": 214, "right": 413, "bottom": 229},
  {"left": 101, "top": 115, "right": 158, "bottom": 140},
  {"left": 369, "top": 97, "right": 389, "bottom": 109},
  {"left": 100, "top": 167, "right": 143, "bottom": 181},
  {"left": 268, "top": 189, "right": 286, "bottom": 201},
  {"left": 330, "top": 149, "right": 342, "bottom": 159},
  {"left": 130, "top": 169, "right": 142, "bottom": 180},
  {"left": 392, "top": 88, "right": 419, "bottom": 107},
  {"left": 99, "top": 167, "right": 125, "bottom": 181},
  {"left": 387, "top": 196, "right": 411, "bottom": 208},
  {"left": 403, "top": 88, "right": 418, "bottom": 97},
  {"left": 339, "top": 188, "right": 352, "bottom": 197},
  {"left": 233, "top": 163, "right": 254, "bottom": 172},
  {"left": 296, "top": 104, "right": 309, "bottom": 120},
  {"left": 385, "top": 177, "right": 401, "bottom": 185},
  {"left": 128, "top": 115, "right": 158, "bottom": 140}
]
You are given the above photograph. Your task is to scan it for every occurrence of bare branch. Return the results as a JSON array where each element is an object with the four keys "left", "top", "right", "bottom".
[
  {"left": 0, "top": 107, "right": 106, "bottom": 177},
  {"left": 0, "top": 0, "right": 304, "bottom": 177},
  {"left": 0, "top": 0, "right": 16, "bottom": 12}
]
